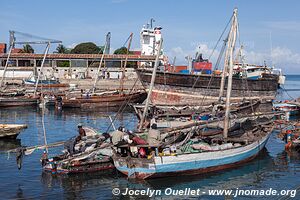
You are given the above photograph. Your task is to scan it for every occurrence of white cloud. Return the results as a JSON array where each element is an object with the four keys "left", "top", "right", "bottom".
[{"left": 67, "top": 43, "right": 77, "bottom": 49}]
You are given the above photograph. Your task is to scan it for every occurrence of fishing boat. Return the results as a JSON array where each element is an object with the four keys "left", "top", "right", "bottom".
[
  {"left": 0, "top": 96, "right": 39, "bottom": 107},
  {"left": 0, "top": 124, "right": 27, "bottom": 139},
  {"left": 277, "top": 121, "right": 300, "bottom": 151},
  {"left": 60, "top": 90, "right": 147, "bottom": 109},
  {"left": 42, "top": 127, "right": 114, "bottom": 174},
  {"left": 113, "top": 117, "right": 273, "bottom": 179},
  {"left": 24, "top": 76, "right": 69, "bottom": 88},
  {"left": 59, "top": 33, "right": 147, "bottom": 109},
  {"left": 113, "top": 9, "right": 275, "bottom": 180},
  {"left": 273, "top": 101, "right": 300, "bottom": 121},
  {"left": 132, "top": 99, "right": 262, "bottom": 120}
]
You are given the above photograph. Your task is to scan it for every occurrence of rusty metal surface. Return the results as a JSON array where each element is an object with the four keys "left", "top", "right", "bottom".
[{"left": 136, "top": 69, "right": 278, "bottom": 106}]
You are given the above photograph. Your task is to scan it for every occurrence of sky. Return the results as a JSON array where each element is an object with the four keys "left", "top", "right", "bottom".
[{"left": 0, "top": 0, "right": 299, "bottom": 73}]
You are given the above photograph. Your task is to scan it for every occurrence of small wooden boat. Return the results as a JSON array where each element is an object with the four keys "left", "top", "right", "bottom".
[
  {"left": 42, "top": 127, "right": 114, "bottom": 174},
  {"left": 277, "top": 122, "right": 300, "bottom": 151},
  {"left": 24, "top": 77, "right": 69, "bottom": 88},
  {"left": 273, "top": 102, "right": 300, "bottom": 120},
  {"left": 112, "top": 117, "right": 274, "bottom": 179},
  {"left": 0, "top": 96, "right": 39, "bottom": 107},
  {"left": 132, "top": 99, "right": 261, "bottom": 120},
  {"left": 0, "top": 124, "right": 27, "bottom": 139},
  {"left": 60, "top": 91, "right": 147, "bottom": 109}
]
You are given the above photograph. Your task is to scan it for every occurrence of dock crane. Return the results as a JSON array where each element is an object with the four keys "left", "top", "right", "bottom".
[{"left": 0, "top": 31, "right": 62, "bottom": 95}]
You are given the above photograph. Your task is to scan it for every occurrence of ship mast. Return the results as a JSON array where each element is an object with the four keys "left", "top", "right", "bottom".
[
  {"left": 119, "top": 33, "right": 133, "bottom": 93},
  {"left": 92, "top": 38, "right": 107, "bottom": 94},
  {"left": 223, "top": 8, "right": 238, "bottom": 139},
  {"left": 138, "top": 39, "right": 163, "bottom": 130},
  {"left": 218, "top": 13, "right": 235, "bottom": 100}
]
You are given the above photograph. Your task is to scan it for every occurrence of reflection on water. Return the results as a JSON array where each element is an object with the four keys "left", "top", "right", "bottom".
[{"left": 0, "top": 139, "right": 21, "bottom": 152}]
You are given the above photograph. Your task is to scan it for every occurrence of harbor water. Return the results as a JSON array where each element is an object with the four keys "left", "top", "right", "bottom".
[{"left": 0, "top": 75, "right": 300, "bottom": 199}]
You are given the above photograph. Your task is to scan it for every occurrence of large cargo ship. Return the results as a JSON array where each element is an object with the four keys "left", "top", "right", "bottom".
[{"left": 136, "top": 68, "right": 279, "bottom": 106}]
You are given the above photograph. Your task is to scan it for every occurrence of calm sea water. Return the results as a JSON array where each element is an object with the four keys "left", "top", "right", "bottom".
[{"left": 0, "top": 75, "right": 300, "bottom": 200}]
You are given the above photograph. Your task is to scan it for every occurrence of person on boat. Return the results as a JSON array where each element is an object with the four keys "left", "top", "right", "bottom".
[
  {"left": 147, "top": 123, "right": 161, "bottom": 146},
  {"left": 76, "top": 123, "right": 86, "bottom": 142},
  {"left": 111, "top": 126, "right": 126, "bottom": 146}
]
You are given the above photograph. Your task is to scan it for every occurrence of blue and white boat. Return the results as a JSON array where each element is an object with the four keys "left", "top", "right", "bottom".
[
  {"left": 24, "top": 76, "right": 60, "bottom": 85},
  {"left": 112, "top": 117, "right": 273, "bottom": 179}
]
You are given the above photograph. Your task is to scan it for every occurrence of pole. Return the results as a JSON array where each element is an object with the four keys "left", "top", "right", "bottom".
[
  {"left": 92, "top": 43, "right": 107, "bottom": 94},
  {"left": 34, "top": 42, "right": 50, "bottom": 96},
  {"left": 219, "top": 31, "right": 233, "bottom": 99},
  {"left": 223, "top": 8, "right": 238, "bottom": 139},
  {"left": 120, "top": 33, "right": 133, "bottom": 92},
  {"left": 138, "top": 39, "right": 163, "bottom": 130},
  {"left": 0, "top": 43, "right": 14, "bottom": 88}
]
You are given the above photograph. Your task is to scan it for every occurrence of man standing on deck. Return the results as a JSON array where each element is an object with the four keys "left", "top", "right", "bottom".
[{"left": 147, "top": 123, "right": 161, "bottom": 146}]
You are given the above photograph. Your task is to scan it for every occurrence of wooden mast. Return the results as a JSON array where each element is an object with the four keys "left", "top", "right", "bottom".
[
  {"left": 120, "top": 33, "right": 133, "bottom": 93},
  {"left": 138, "top": 39, "right": 163, "bottom": 130},
  {"left": 92, "top": 41, "right": 107, "bottom": 94},
  {"left": 223, "top": 8, "right": 238, "bottom": 139}
]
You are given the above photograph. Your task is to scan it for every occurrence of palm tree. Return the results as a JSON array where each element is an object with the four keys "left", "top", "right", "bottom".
[
  {"left": 55, "top": 44, "right": 68, "bottom": 54},
  {"left": 21, "top": 44, "right": 34, "bottom": 53}
]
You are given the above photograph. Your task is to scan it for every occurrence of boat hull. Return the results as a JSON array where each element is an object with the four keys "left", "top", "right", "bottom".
[
  {"left": 0, "top": 97, "right": 39, "bottom": 107},
  {"left": 43, "top": 160, "right": 115, "bottom": 175},
  {"left": 113, "top": 132, "right": 271, "bottom": 179},
  {"left": 136, "top": 69, "right": 279, "bottom": 105},
  {"left": 0, "top": 124, "right": 27, "bottom": 139},
  {"left": 61, "top": 91, "right": 147, "bottom": 109}
]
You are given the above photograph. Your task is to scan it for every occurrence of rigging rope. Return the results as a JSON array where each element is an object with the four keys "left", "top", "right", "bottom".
[{"left": 105, "top": 78, "right": 140, "bottom": 132}]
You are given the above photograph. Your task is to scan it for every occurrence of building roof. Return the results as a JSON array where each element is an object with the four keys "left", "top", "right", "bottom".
[{"left": 0, "top": 53, "right": 159, "bottom": 61}]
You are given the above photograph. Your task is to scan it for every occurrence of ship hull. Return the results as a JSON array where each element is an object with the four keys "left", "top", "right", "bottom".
[
  {"left": 0, "top": 97, "right": 39, "bottom": 107},
  {"left": 61, "top": 91, "right": 147, "bottom": 109},
  {"left": 136, "top": 69, "right": 279, "bottom": 105},
  {"left": 113, "top": 132, "right": 271, "bottom": 180}
]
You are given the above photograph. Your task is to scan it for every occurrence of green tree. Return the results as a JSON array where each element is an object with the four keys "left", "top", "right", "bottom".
[
  {"left": 21, "top": 44, "right": 34, "bottom": 53},
  {"left": 114, "top": 47, "right": 128, "bottom": 54},
  {"left": 55, "top": 44, "right": 69, "bottom": 54},
  {"left": 70, "top": 42, "right": 102, "bottom": 54}
]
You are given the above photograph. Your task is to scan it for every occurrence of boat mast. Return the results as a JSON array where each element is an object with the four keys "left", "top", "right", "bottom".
[
  {"left": 223, "top": 8, "right": 238, "bottom": 139},
  {"left": 0, "top": 32, "right": 15, "bottom": 88},
  {"left": 92, "top": 39, "right": 107, "bottom": 94},
  {"left": 34, "top": 42, "right": 50, "bottom": 96},
  {"left": 219, "top": 20, "right": 234, "bottom": 100},
  {"left": 119, "top": 33, "right": 133, "bottom": 93},
  {"left": 138, "top": 39, "right": 163, "bottom": 130}
]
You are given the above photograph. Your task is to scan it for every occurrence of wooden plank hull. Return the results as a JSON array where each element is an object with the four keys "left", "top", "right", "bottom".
[
  {"left": 0, "top": 124, "right": 27, "bottom": 139},
  {"left": 61, "top": 91, "right": 147, "bottom": 109},
  {"left": 113, "top": 131, "right": 271, "bottom": 180},
  {"left": 43, "top": 159, "right": 115, "bottom": 175},
  {"left": 136, "top": 69, "right": 279, "bottom": 106},
  {"left": 0, "top": 97, "right": 39, "bottom": 107}
]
